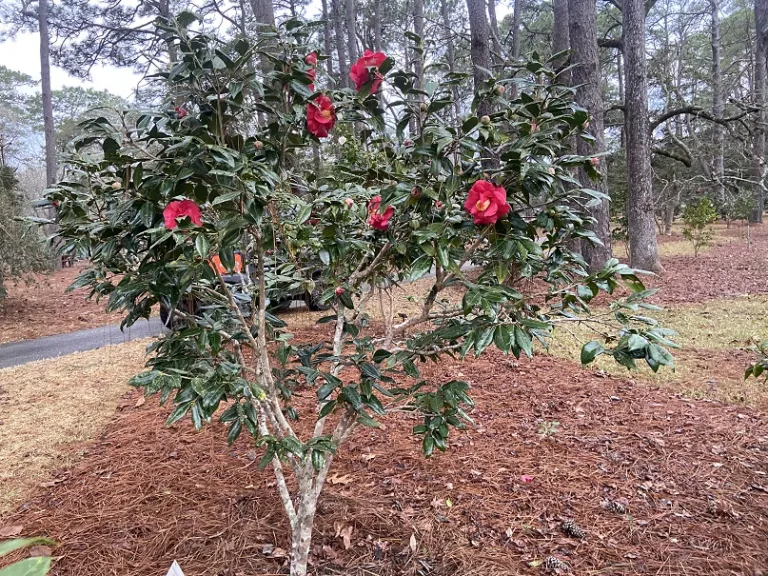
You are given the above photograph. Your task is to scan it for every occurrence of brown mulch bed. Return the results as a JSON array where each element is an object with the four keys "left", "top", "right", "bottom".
[
  {"left": 4, "top": 352, "right": 768, "bottom": 576},
  {"left": 637, "top": 223, "right": 768, "bottom": 305},
  {"left": 0, "top": 265, "right": 120, "bottom": 344}
]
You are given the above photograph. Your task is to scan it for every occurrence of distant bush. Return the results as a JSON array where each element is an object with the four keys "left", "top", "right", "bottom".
[
  {"left": 0, "top": 166, "right": 51, "bottom": 299},
  {"left": 682, "top": 197, "right": 718, "bottom": 257}
]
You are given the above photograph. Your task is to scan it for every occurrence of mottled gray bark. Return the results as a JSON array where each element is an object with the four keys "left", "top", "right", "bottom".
[
  {"left": 623, "top": 0, "right": 663, "bottom": 272},
  {"left": 568, "top": 0, "right": 612, "bottom": 271}
]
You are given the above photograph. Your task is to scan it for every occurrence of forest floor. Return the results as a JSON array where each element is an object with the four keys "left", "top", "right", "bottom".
[
  {"left": 2, "top": 221, "right": 768, "bottom": 576},
  {"left": 0, "top": 264, "right": 122, "bottom": 344}
]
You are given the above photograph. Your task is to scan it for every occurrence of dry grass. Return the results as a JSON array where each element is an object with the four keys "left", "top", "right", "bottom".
[
  {"left": 0, "top": 340, "right": 149, "bottom": 517},
  {"left": 548, "top": 295, "right": 768, "bottom": 407}
]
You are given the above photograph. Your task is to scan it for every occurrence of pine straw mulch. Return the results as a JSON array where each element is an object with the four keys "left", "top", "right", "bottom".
[
  {"left": 0, "top": 264, "right": 121, "bottom": 344},
  {"left": 640, "top": 223, "right": 768, "bottom": 305},
  {"left": 3, "top": 351, "right": 768, "bottom": 576}
]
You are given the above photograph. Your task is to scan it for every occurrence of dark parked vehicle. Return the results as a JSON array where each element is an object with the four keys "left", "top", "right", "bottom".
[{"left": 159, "top": 252, "right": 329, "bottom": 329}]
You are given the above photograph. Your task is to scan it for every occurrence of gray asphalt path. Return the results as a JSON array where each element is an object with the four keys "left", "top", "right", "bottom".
[
  {"left": 0, "top": 317, "right": 165, "bottom": 370},
  {"left": 0, "top": 263, "right": 481, "bottom": 370}
]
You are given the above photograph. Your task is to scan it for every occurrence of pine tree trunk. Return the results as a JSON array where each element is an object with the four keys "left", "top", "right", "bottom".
[
  {"left": 250, "top": 0, "right": 276, "bottom": 27},
  {"left": 623, "top": 0, "right": 663, "bottom": 272},
  {"left": 332, "top": 0, "right": 349, "bottom": 87},
  {"left": 710, "top": 0, "right": 725, "bottom": 202},
  {"left": 466, "top": 0, "right": 491, "bottom": 118},
  {"left": 751, "top": 0, "right": 767, "bottom": 223},
  {"left": 345, "top": 0, "right": 358, "bottom": 66},
  {"left": 38, "top": 0, "right": 56, "bottom": 187},
  {"left": 509, "top": 0, "right": 521, "bottom": 97},
  {"left": 488, "top": 0, "right": 502, "bottom": 65},
  {"left": 322, "top": 0, "right": 336, "bottom": 76},
  {"left": 412, "top": 0, "right": 425, "bottom": 133},
  {"left": 617, "top": 52, "right": 625, "bottom": 149},
  {"left": 552, "top": 0, "right": 570, "bottom": 78},
  {"left": 568, "top": 0, "right": 612, "bottom": 271},
  {"left": 440, "top": 0, "right": 461, "bottom": 120},
  {"left": 373, "top": 0, "right": 383, "bottom": 53}
]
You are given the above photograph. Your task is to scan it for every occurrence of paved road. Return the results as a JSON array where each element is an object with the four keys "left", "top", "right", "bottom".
[
  {"left": 0, "top": 263, "right": 481, "bottom": 370},
  {"left": 0, "top": 317, "right": 165, "bottom": 370}
]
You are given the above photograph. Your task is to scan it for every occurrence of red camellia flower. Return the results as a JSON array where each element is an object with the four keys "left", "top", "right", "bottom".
[
  {"left": 463, "top": 180, "right": 510, "bottom": 225},
  {"left": 335, "top": 286, "right": 345, "bottom": 296},
  {"left": 367, "top": 195, "right": 394, "bottom": 230},
  {"left": 163, "top": 199, "right": 202, "bottom": 229},
  {"left": 175, "top": 107, "right": 188, "bottom": 119},
  {"left": 306, "top": 95, "right": 336, "bottom": 138},
  {"left": 350, "top": 50, "right": 387, "bottom": 93},
  {"left": 305, "top": 52, "right": 318, "bottom": 66}
]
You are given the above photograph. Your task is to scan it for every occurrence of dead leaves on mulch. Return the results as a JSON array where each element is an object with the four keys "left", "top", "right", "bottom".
[{"left": 3, "top": 352, "right": 768, "bottom": 575}]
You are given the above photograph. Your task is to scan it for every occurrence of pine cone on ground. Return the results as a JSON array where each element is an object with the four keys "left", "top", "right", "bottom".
[
  {"left": 602, "top": 499, "right": 628, "bottom": 514},
  {"left": 560, "top": 519, "right": 585, "bottom": 539},
  {"left": 543, "top": 556, "right": 571, "bottom": 574}
]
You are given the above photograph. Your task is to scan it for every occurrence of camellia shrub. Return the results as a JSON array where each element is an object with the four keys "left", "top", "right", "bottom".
[{"left": 48, "top": 16, "right": 675, "bottom": 575}]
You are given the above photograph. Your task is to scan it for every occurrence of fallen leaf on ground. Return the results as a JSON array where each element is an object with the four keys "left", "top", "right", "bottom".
[
  {"left": 135, "top": 396, "right": 146, "bottom": 408},
  {"left": 0, "top": 525, "right": 23, "bottom": 537},
  {"left": 409, "top": 533, "right": 417, "bottom": 553},
  {"left": 328, "top": 473, "right": 353, "bottom": 485},
  {"left": 28, "top": 545, "right": 53, "bottom": 557}
]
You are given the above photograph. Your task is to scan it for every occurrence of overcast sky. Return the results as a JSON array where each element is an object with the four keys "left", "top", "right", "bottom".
[
  {"left": 0, "top": 31, "right": 144, "bottom": 98},
  {"left": 0, "top": 4, "right": 512, "bottom": 101}
]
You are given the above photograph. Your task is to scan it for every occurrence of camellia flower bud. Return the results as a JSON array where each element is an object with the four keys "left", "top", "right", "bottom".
[
  {"left": 335, "top": 287, "right": 345, "bottom": 296},
  {"left": 411, "top": 186, "right": 421, "bottom": 198},
  {"left": 434, "top": 200, "right": 444, "bottom": 209},
  {"left": 495, "top": 85, "right": 505, "bottom": 95},
  {"left": 530, "top": 121, "right": 538, "bottom": 133},
  {"left": 403, "top": 139, "right": 414, "bottom": 147},
  {"left": 590, "top": 157, "right": 600, "bottom": 167},
  {"left": 254, "top": 140, "right": 265, "bottom": 150},
  {"left": 344, "top": 197, "right": 354, "bottom": 207},
  {"left": 420, "top": 102, "right": 428, "bottom": 112},
  {"left": 582, "top": 121, "right": 590, "bottom": 130},
  {"left": 111, "top": 181, "right": 122, "bottom": 190},
  {"left": 480, "top": 115, "right": 491, "bottom": 126}
]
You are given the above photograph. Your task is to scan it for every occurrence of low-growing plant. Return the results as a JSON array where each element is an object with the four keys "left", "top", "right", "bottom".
[
  {"left": 46, "top": 16, "right": 675, "bottom": 575},
  {"left": 0, "top": 537, "right": 55, "bottom": 575},
  {"left": 682, "top": 197, "right": 718, "bottom": 257}
]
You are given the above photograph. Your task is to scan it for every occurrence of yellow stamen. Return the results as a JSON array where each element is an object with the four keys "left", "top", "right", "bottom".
[
  {"left": 475, "top": 199, "right": 491, "bottom": 212},
  {"left": 320, "top": 109, "right": 332, "bottom": 118}
]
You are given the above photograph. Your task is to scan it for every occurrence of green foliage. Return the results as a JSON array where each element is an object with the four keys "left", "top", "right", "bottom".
[
  {"left": 682, "top": 197, "right": 718, "bottom": 257},
  {"left": 745, "top": 341, "right": 768, "bottom": 383},
  {"left": 0, "top": 166, "right": 51, "bottom": 298},
  {"left": 47, "top": 16, "right": 675, "bottom": 571},
  {"left": 0, "top": 537, "right": 55, "bottom": 576}
]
